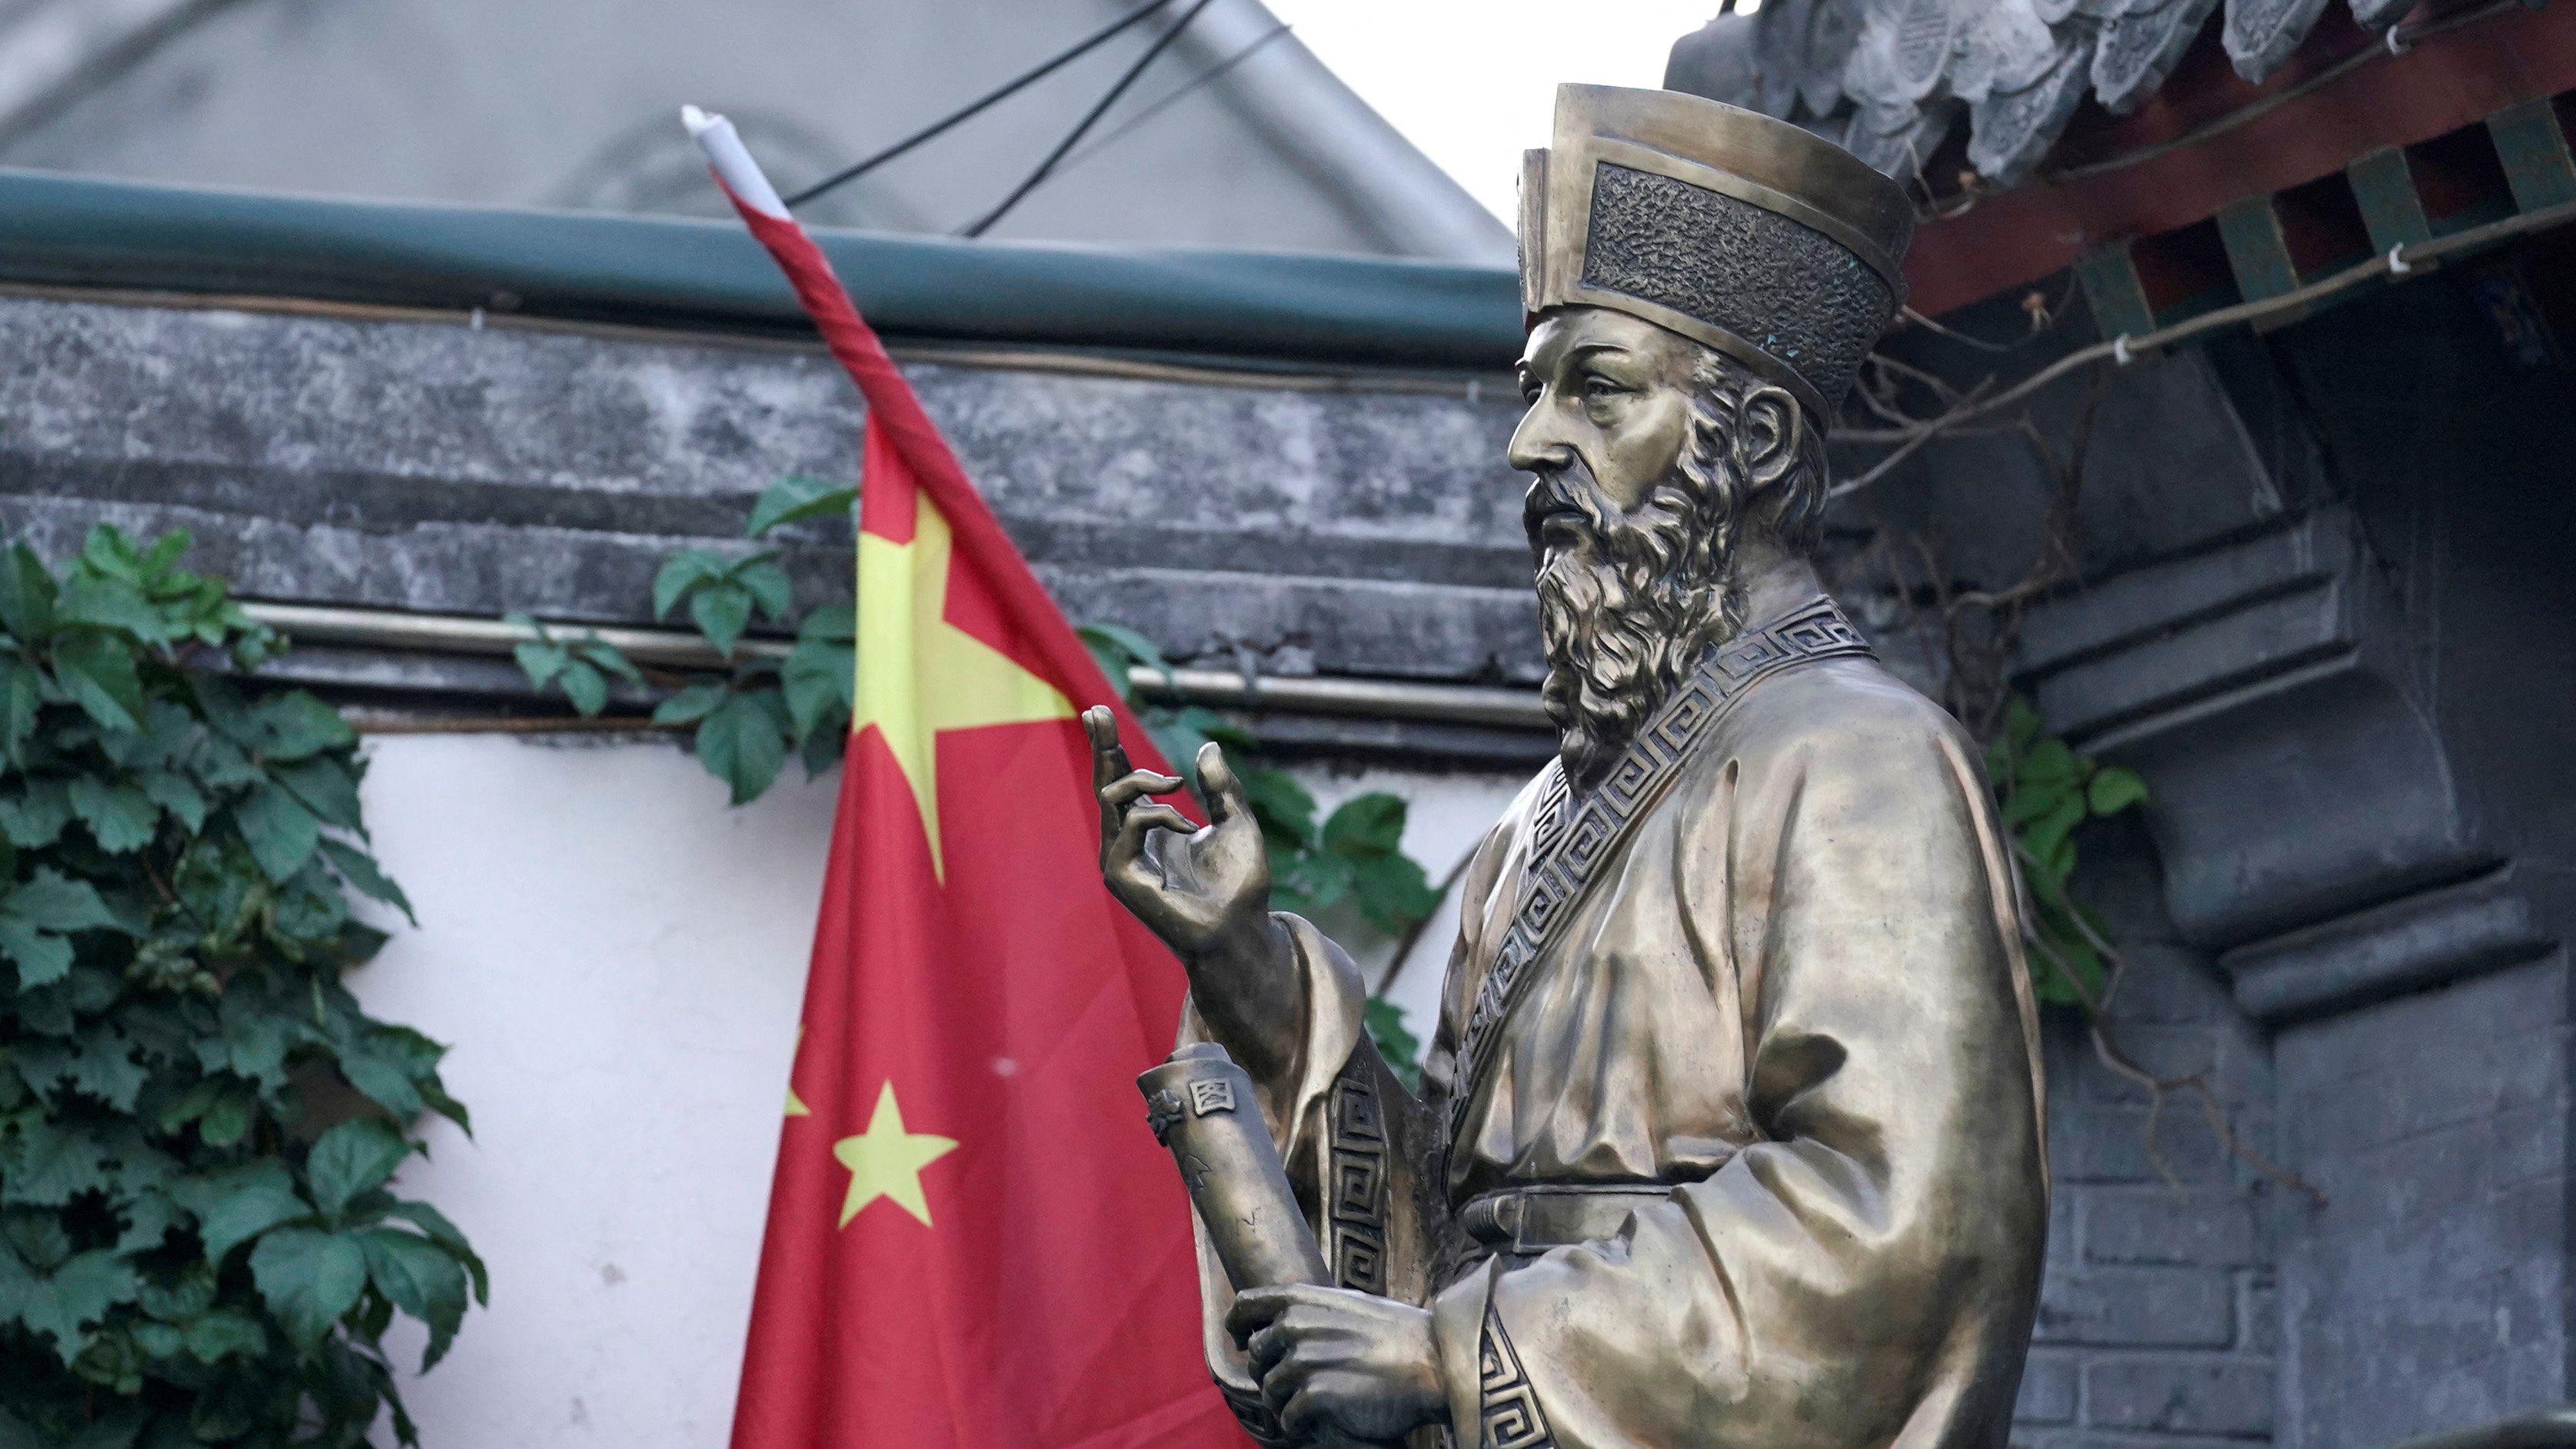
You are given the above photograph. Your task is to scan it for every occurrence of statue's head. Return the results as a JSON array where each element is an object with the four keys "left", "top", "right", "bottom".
[{"left": 1511, "top": 85, "right": 1913, "bottom": 785}]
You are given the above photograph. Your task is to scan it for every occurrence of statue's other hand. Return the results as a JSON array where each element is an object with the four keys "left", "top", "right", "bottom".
[
  {"left": 1230, "top": 1284, "right": 1445, "bottom": 1445},
  {"left": 1084, "top": 706, "right": 1273, "bottom": 964}
]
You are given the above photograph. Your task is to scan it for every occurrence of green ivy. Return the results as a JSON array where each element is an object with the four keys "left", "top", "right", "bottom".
[
  {"left": 508, "top": 481, "right": 1445, "bottom": 1083},
  {"left": 1985, "top": 695, "right": 2148, "bottom": 1008},
  {"left": 0, "top": 527, "right": 482, "bottom": 1447}
]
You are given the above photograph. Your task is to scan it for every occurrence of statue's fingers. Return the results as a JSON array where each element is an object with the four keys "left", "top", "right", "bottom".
[
  {"left": 1196, "top": 741, "right": 1253, "bottom": 824},
  {"left": 1116, "top": 803, "right": 1194, "bottom": 860},
  {"left": 1083, "top": 705, "right": 1130, "bottom": 788},
  {"left": 1245, "top": 1322, "right": 1290, "bottom": 1377},
  {"left": 1224, "top": 1284, "right": 1298, "bottom": 1344},
  {"left": 1098, "top": 770, "right": 1185, "bottom": 812}
]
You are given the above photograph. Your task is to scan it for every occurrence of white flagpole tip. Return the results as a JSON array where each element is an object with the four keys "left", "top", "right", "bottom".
[{"left": 681, "top": 102, "right": 791, "bottom": 219}]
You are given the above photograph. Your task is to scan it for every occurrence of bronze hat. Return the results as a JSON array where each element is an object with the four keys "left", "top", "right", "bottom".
[{"left": 1519, "top": 84, "right": 1915, "bottom": 421}]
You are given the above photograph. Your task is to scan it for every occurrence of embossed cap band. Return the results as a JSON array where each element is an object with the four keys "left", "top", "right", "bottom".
[{"left": 1519, "top": 84, "right": 1915, "bottom": 421}]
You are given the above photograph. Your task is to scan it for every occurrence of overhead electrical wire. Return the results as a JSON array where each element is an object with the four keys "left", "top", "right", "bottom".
[
  {"left": 958, "top": 0, "right": 1223, "bottom": 238},
  {"left": 1053, "top": 21, "right": 1295, "bottom": 175},
  {"left": 782, "top": 0, "right": 1180, "bottom": 208}
]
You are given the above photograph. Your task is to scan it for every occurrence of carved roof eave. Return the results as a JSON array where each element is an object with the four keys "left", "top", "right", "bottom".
[{"left": 1669, "top": 0, "right": 2391, "bottom": 189}]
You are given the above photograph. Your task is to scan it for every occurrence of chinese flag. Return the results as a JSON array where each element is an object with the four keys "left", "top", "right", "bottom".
[{"left": 693, "top": 115, "right": 1241, "bottom": 1448}]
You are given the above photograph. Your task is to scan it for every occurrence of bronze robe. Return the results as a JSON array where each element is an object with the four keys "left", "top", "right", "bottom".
[{"left": 1186, "top": 627, "right": 2048, "bottom": 1449}]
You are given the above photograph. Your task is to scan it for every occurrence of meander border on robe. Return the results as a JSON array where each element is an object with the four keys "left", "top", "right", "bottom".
[{"left": 1446, "top": 597, "right": 1876, "bottom": 1141}]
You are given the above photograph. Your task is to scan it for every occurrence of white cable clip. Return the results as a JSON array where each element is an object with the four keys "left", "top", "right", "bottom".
[
  {"left": 469, "top": 307, "right": 486, "bottom": 332},
  {"left": 2388, "top": 243, "right": 2412, "bottom": 275},
  {"left": 2386, "top": 23, "right": 2409, "bottom": 55},
  {"left": 2112, "top": 334, "right": 2136, "bottom": 366}
]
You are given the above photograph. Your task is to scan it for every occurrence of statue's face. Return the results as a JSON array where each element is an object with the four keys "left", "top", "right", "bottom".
[{"left": 1509, "top": 307, "right": 1708, "bottom": 516}]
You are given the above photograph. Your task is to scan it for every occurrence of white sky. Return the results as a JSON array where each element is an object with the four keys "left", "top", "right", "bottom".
[{"left": 1261, "top": 0, "right": 1745, "bottom": 222}]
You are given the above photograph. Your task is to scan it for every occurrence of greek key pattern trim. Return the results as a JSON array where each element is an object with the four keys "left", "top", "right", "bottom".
[
  {"left": 1476, "top": 1305, "right": 1558, "bottom": 1449},
  {"left": 1449, "top": 598, "right": 1872, "bottom": 1134},
  {"left": 1324, "top": 1048, "right": 1390, "bottom": 1294}
]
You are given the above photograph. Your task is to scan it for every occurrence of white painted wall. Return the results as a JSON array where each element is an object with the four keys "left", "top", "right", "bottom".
[{"left": 346, "top": 731, "right": 1525, "bottom": 1444}]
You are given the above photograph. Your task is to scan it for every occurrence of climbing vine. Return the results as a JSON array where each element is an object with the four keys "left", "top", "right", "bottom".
[
  {"left": 509, "top": 480, "right": 1443, "bottom": 1081},
  {"left": 0, "top": 527, "right": 483, "bottom": 1446}
]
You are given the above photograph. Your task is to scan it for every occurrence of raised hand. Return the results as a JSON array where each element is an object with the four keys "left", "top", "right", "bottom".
[{"left": 1084, "top": 706, "right": 1297, "bottom": 1073}]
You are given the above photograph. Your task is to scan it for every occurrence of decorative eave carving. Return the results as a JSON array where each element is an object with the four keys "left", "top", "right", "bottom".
[{"left": 1669, "top": 0, "right": 2414, "bottom": 188}]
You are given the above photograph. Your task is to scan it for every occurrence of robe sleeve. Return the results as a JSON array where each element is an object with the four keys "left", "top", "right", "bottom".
[
  {"left": 1428, "top": 703, "right": 2048, "bottom": 1449},
  {"left": 1180, "top": 818, "right": 1513, "bottom": 1437}
]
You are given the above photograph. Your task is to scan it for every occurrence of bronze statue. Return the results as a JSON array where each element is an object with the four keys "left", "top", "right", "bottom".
[{"left": 1087, "top": 84, "right": 2048, "bottom": 1449}]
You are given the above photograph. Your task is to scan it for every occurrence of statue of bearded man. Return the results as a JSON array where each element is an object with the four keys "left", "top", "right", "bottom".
[{"left": 1087, "top": 85, "right": 2048, "bottom": 1449}]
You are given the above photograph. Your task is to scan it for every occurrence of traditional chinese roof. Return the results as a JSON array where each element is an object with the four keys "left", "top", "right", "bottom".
[
  {"left": 1671, "top": 2, "right": 2576, "bottom": 315},
  {"left": 1669, "top": 0, "right": 2431, "bottom": 188}
]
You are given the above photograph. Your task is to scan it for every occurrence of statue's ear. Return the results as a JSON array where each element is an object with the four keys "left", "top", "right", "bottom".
[{"left": 1733, "top": 383, "right": 1806, "bottom": 497}]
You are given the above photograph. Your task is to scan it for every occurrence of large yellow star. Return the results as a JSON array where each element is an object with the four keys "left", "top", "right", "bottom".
[
  {"left": 834, "top": 1081, "right": 958, "bottom": 1229},
  {"left": 857, "top": 489, "right": 1073, "bottom": 878}
]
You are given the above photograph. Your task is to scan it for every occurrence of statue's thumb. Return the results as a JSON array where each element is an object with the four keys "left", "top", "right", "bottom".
[{"left": 1197, "top": 741, "right": 1244, "bottom": 821}]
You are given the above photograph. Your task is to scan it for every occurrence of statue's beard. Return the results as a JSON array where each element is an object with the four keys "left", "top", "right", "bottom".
[{"left": 1527, "top": 457, "right": 1742, "bottom": 790}]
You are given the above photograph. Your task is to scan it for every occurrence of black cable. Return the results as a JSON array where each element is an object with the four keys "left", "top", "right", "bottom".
[
  {"left": 782, "top": 0, "right": 1178, "bottom": 208},
  {"left": 957, "top": 0, "right": 1220, "bottom": 238},
  {"left": 1055, "top": 22, "right": 1293, "bottom": 175}
]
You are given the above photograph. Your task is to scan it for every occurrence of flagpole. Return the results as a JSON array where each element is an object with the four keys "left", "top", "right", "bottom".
[{"left": 679, "top": 105, "right": 1178, "bottom": 771}]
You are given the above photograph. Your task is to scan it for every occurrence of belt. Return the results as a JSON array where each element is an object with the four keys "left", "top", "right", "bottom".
[{"left": 1456, "top": 1185, "right": 1675, "bottom": 1254}]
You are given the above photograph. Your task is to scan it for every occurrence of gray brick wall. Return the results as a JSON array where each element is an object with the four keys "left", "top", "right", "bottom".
[
  {"left": 2271, "top": 953, "right": 2572, "bottom": 1449},
  {"left": 2016, "top": 833, "right": 2282, "bottom": 1449}
]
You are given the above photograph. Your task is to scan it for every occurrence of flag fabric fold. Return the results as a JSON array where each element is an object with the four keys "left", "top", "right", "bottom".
[{"left": 687, "top": 107, "right": 1240, "bottom": 1449}]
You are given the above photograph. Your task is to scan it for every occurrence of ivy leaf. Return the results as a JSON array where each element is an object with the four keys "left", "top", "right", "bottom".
[
  {"left": 182, "top": 1311, "right": 268, "bottom": 1364},
  {"left": 319, "top": 838, "right": 414, "bottom": 925},
  {"left": 651, "top": 550, "right": 732, "bottom": 621},
  {"left": 736, "top": 558, "right": 794, "bottom": 623},
  {"left": 306, "top": 1119, "right": 412, "bottom": 1220},
  {"left": 1075, "top": 622, "right": 1173, "bottom": 696},
  {"left": 334, "top": 1044, "right": 424, "bottom": 1121},
  {"left": 0, "top": 780, "right": 71, "bottom": 848},
  {"left": 384, "top": 1199, "right": 487, "bottom": 1304},
  {"left": 1240, "top": 766, "right": 1316, "bottom": 851},
  {"left": 248, "top": 1227, "right": 368, "bottom": 1349},
  {"left": 246, "top": 692, "right": 354, "bottom": 763},
  {"left": 0, "top": 544, "right": 60, "bottom": 641},
  {"left": 0, "top": 868, "right": 115, "bottom": 988},
  {"left": 52, "top": 632, "right": 145, "bottom": 734},
  {"left": 688, "top": 580, "right": 756, "bottom": 658},
  {"left": 1320, "top": 794, "right": 1409, "bottom": 858},
  {"left": 2019, "top": 794, "right": 2088, "bottom": 882},
  {"left": 556, "top": 659, "right": 610, "bottom": 718},
  {"left": 1351, "top": 852, "right": 1440, "bottom": 934},
  {"left": 234, "top": 782, "right": 321, "bottom": 882},
  {"left": 274, "top": 758, "right": 363, "bottom": 833},
  {"left": 56, "top": 575, "right": 166, "bottom": 641},
  {"left": 68, "top": 778, "right": 158, "bottom": 854},
  {"left": 0, "top": 659, "right": 39, "bottom": 768},
  {"left": 652, "top": 681, "right": 727, "bottom": 728},
  {"left": 178, "top": 1163, "right": 311, "bottom": 1264},
  {"left": 2087, "top": 765, "right": 2148, "bottom": 816},
  {"left": 2, "top": 1247, "right": 141, "bottom": 1363},
  {"left": 509, "top": 638, "right": 567, "bottom": 688},
  {"left": 573, "top": 638, "right": 644, "bottom": 685},
  {"left": 781, "top": 636, "right": 855, "bottom": 739},
  {"left": 2017, "top": 737, "right": 2078, "bottom": 787},
  {"left": 745, "top": 476, "right": 858, "bottom": 537},
  {"left": 358, "top": 1228, "right": 469, "bottom": 1368},
  {"left": 694, "top": 691, "right": 790, "bottom": 804},
  {"left": 137, "top": 771, "right": 207, "bottom": 834},
  {"left": 0, "top": 1118, "right": 114, "bottom": 1206}
]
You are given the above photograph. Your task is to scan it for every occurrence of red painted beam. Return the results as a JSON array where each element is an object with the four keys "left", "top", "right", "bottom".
[{"left": 1904, "top": 1, "right": 2576, "bottom": 317}]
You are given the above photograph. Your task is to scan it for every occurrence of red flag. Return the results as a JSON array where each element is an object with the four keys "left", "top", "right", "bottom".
[{"left": 687, "top": 109, "right": 1240, "bottom": 1449}]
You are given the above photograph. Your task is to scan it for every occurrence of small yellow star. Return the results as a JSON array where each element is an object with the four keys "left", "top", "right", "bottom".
[
  {"left": 856, "top": 489, "right": 1073, "bottom": 879},
  {"left": 833, "top": 1081, "right": 958, "bottom": 1228}
]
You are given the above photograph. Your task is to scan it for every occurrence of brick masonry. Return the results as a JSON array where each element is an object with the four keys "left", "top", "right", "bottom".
[{"left": 2015, "top": 828, "right": 2285, "bottom": 1449}]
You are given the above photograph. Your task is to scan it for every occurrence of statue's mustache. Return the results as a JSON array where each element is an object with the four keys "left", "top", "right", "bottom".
[{"left": 1523, "top": 463, "right": 1614, "bottom": 555}]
